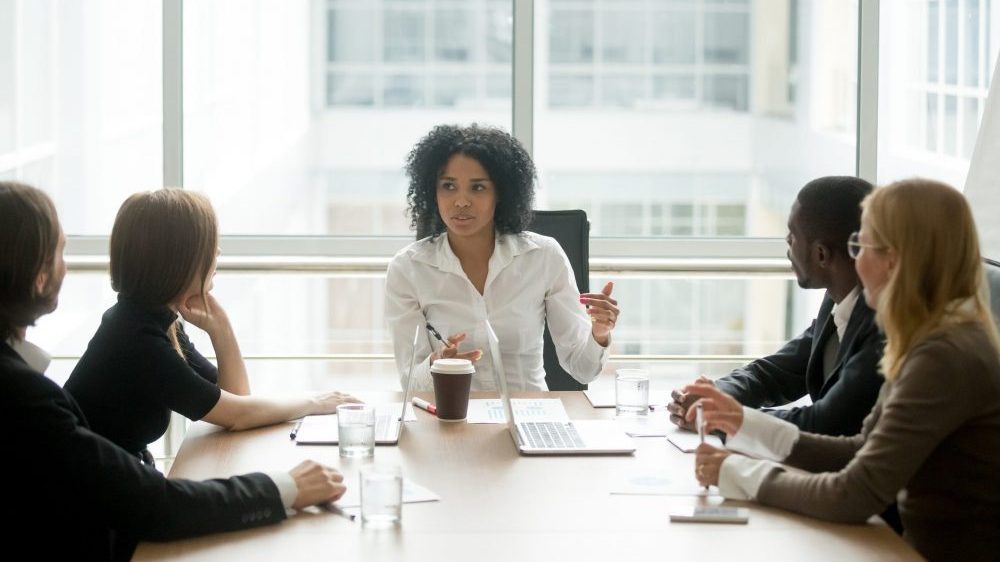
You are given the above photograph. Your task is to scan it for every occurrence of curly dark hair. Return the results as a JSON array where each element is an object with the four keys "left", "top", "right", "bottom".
[{"left": 405, "top": 124, "right": 536, "bottom": 238}]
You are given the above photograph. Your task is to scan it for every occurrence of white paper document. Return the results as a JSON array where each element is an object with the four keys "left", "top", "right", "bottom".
[
  {"left": 610, "top": 473, "right": 720, "bottom": 497},
  {"left": 465, "top": 398, "right": 570, "bottom": 424},
  {"left": 665, "top": 426, "right": 724, "bottom": 453},
  {"left": 337, "top": 479, "right": 441, "bottom": 509}
]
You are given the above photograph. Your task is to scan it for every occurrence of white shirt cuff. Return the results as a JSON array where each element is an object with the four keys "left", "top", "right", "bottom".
[
  {"left": 265, "top": 470, "right": 298, "bottom": 509},
  {"left": 725, "top": 407, "right": 800, "bottom": 461},
  {"left": 590, "top": 331, "right": 611, "bottom": 361},
  {"left": 718, "top": 454, "right": 783, "bottom": 501}
]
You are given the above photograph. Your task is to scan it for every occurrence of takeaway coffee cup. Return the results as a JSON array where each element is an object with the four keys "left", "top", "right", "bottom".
[{"left": 430, "top": 358, "right": 475, "bottom": 421}]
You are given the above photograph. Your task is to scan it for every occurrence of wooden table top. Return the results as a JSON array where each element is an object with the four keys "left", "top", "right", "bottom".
[{"left": 133, "top": 391, "right": 921, "bottom": 562}]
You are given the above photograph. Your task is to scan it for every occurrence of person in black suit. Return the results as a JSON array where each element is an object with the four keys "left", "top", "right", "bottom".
[
  {"left": 0, "top": 182, "right": 347, "bottom": 562},
  {"left": 669, "top": 176, "right": 884, "bottom": 437}
]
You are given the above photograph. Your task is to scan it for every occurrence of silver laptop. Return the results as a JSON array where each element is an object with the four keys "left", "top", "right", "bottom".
[
  {"left": 295, "top": 324, "right": 420, "bottom": 446},
  {"left": 485, "top": 321, "right": 635, "bottom": 455},
  {"left": 374, "top": 323, "right": 421, "bottom": 444}
]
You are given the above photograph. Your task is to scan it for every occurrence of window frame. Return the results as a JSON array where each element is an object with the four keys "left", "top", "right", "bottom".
[
  {"left": 59, "top": 0, "right": 873, "bottom": 360},
  {"left": 130, "top": 0, "right": 875, "bottom": 263}
]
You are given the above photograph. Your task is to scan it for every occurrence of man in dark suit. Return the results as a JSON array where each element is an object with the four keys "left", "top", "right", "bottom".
[
  {"left": 668, "top": 176, "right": 884, "bottom": 437},
  {"left": 0, "top": 182, "right": 347, "bottom": 561}
]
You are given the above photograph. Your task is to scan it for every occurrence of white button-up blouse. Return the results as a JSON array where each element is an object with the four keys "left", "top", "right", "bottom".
[{"left": 384, "top": 231, "right": 609, "bottom": 391}]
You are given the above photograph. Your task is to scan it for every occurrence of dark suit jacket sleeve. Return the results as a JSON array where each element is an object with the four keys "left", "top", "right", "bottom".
[
  {"left": 761, "top": 325, "right": 884, "bottom": 435},
  {"left": 19, "top": 373, "right": 285, "bottom": 541},
  {"left": 714, "top": 320, "right": 816, "bottom": 408}
]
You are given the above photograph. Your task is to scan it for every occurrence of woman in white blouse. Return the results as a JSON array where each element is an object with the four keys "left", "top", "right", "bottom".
[{"left": 385, "top": 124, "right": 620, "bottom": 391}]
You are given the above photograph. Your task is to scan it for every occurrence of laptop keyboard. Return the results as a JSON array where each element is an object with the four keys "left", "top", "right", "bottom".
[{"left": 520, "top": 422, "right": 586, "bottom": 449}]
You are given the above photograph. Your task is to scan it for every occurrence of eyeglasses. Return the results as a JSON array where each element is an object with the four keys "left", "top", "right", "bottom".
[{"left": 847, "top": 231, "right": 882, "bottom": 259}]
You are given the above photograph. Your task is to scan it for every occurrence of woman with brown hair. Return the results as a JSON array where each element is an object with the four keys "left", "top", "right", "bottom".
[
  {"left": 685, "top": 179, "right": 1000, "bottom": 561},
  {"left": 65, "top": 189, "right": 357, "bottom": 463}
]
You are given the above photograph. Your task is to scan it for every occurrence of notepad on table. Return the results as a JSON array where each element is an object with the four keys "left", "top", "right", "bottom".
[{"left": 666, "top": 426, "right": 723, "bottom": 453}]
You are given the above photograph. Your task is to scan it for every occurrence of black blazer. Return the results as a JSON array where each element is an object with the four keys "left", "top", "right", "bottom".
[
  {"left": 0, "top": 342, "right": 285, "bottom": 562},
  {"left": 714, "top": 293, "right": 884, "bottom": 436}
]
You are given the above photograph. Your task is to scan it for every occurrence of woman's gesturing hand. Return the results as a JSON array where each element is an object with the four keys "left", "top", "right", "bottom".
[{"left": 581, "top": 281, "right": 618, "bottom": 346}]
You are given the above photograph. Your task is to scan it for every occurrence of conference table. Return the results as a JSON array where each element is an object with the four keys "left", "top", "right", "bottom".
[{"left": 133, "top": 391, "right": 921, "bottom": 561}]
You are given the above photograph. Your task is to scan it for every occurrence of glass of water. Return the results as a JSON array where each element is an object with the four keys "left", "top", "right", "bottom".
[
  {"left": 337, "top": 403, "right": 376, "bottom": 458},
  {"left": 360, "top": 464, "right": 403, "bottom": 526},
  {"left": 615, "top": 369, "right": 650, "bottom": 417}
]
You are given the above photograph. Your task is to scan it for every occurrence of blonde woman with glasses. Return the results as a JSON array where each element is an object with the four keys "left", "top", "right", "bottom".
[{"left": 685, "top": 179, "right": 1000, "bottom": 561}]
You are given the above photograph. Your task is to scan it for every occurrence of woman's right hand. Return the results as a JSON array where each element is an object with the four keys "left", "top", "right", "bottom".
[
  {"left": 694, "top": 443, "right": 731, "bottom": 488},
  {"left": 311, "top": 391, "right": 362, "bottom": 415},
  {"left": 428, "top": 332, "right": 482, "bottom": 364},
  {"left": 682, "top": 380, "right": 745, "bottom": 436},
  {"left": 177, "top": 292, "right": 231, "bottom": 337},
  {"left": 289, "top": 461, "right": 347, "bottom": 509}
]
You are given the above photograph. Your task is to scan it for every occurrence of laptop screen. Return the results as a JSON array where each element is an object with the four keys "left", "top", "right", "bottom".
[
  {"left": 398, "top": 324, "right": 421, "bottom": 421},
  {"left": 484, "top": 320, "right": 517, "bottom": 435}
]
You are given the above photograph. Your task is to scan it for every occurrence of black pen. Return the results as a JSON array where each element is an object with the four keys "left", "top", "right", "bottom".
[
  {"left": 425, "top": 323, "right": 449, "bottom": 348},
  {"left": 289, "top": 419, "right": 303, "bottom": 440},
  {"left": 323, "top": 502, "right": 356, "bottom": 521}
]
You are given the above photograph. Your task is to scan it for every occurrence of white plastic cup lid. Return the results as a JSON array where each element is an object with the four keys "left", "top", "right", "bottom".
[{"left": 431, "top": 358, "right": 476, "bottom": 374}]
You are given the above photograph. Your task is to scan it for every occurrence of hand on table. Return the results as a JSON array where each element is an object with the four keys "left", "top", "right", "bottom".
[
  {"left": 290, "top": 461, "right": 347, "bottom": 509},
  {"left": 311, "top": 391, "right": 362, "bottom": 415},
  {"left": 682, "top": 380, "right": 744, "bottom": 437},
  {"left": 667, "top": 375, "right": 714, "bottom": 430}
]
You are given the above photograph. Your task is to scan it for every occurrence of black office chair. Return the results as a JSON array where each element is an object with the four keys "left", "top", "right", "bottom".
[
  {"left": 528, "top": 210, "right": 592, "bottom": 391},
  {"left": 414, "top": 210, "right": 592, "bottom": 390}
]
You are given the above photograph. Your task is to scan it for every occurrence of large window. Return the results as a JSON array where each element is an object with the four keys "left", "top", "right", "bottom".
[
  {"left": 7, "top": 0, "right": 998, "bottom": 386},
  {"left": 0, "top": 0, "right": 162, "bottom": 235},
  {"left": 184, "top": 0, "right": 513, "bottom": 236},
  {"left": 878, "top": 0, "right": 1000, "bottom": 186},
  {"left": 536, "top": 0, "right": 858, "bottom": 239},
  {"left": 534, "top": 0, "right": 857, "bottom": 361},
  {"left": 546, "top": 1, "right": 751, "bottom": 111}
]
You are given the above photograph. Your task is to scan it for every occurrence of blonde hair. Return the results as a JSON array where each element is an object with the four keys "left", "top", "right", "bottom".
[
  {"left": 110, "top": 188, "right": 218, "bottom": 354},
  {"left": 862, "top": 178, "right": 1000, "bottom": 380}
]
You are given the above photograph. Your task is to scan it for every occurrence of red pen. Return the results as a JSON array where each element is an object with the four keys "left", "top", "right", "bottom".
[{"left": 412, "top": 397, "right": 437, "bottom": 415}]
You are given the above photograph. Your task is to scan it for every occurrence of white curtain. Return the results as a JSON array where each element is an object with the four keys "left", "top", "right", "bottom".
[{"left": 966, "top": 54, "right": 1000, "bottom": 258}]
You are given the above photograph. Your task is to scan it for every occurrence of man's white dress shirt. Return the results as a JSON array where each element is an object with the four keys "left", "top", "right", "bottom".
[{"left": 385, "top": 231, "right": 609, "bottom": 391}]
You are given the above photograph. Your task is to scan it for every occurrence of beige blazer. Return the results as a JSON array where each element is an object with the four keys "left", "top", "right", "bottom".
[{"left": 757, "top": 322, "right": 1000, "bottom": 562}]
